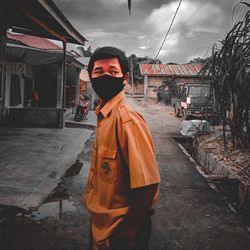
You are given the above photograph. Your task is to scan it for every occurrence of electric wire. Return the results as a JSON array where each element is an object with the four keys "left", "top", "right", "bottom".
[
  {"left": 144, "top": 0, "right": 183, "bottom": 75},
  {"left": 164, "top": 5, "right": 204, "bottom": 46},
  {"left": 61, "top": 0, "right": 77, "bottom": 11}
]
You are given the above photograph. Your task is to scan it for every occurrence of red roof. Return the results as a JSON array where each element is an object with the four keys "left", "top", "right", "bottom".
[
  {"left": 7, "top": 32, "right": 62, "bottom": 50},
  {"left": 139, "top": 63, "right": 205, "bottom": 76}
]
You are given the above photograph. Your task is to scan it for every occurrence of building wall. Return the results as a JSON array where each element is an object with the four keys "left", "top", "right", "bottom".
[
  {"left": 125, "top": 83, "right": 144, "bottom": 95},
  {"left": 174, "top": 77, "right": 210, "bottom": 87},
  {"left": 148, "top": 76, "right": 166, "bottom": 87},
  {"left": 5, "top": 107, "right": 65, "bottom": 128},
  {"left": 145, "top": 75, "right": 210, "bottom": 100}
]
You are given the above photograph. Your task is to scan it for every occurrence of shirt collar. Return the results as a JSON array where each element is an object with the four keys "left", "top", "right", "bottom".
[{"left": 95, "top": 91, "right": 125, "bottom": 118}]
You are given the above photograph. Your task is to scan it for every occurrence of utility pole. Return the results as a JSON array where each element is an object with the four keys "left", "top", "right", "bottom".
[
  {"left": 0, "top": 28, "right": 7, "bottom": 120},
  {"left": 130, "top": 55, "right": 134, "bottom": 96},
  {"left": 144, "top": 74, "right": 148, "bottom": 101},
  {"left": 62, "top": 41, "right": 67, "bottom": 108}
]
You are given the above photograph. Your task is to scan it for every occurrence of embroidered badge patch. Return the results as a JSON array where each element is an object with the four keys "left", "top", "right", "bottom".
[{"left": 101, "top": 161, "right": 111, "bottom": 176}]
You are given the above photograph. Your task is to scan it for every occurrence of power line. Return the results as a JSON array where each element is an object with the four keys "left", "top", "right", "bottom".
[
  {"left": 61, "top": 0, "right": 77, "bottom": 11},
  {"left": 144, "top": 0, "right": 183, "bottom": 75},
  {"left": 164, "top": 5, "right": 204, "bottom": 45}
]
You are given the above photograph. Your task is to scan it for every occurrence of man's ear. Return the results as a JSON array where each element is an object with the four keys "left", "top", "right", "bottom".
[{"left": 123, "top": 73, "right": 129, "bottom": 85}]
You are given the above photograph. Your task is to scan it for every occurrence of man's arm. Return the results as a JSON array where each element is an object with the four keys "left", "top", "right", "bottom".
[{"left": 110, "top": 183, "right": 158, "bottom": 248}]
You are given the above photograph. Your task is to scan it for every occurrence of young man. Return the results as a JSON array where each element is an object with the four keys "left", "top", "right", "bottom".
[{"left": 84, "top": 47, "right": 160, "bottom": 250}]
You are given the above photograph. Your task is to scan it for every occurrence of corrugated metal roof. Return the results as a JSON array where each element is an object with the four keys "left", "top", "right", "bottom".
[
  {"left": 7, "top": 32, "right": 62, "bottom": 50},
  {"left": 139, "top": 63, "right": 205, "bottom": 76}
]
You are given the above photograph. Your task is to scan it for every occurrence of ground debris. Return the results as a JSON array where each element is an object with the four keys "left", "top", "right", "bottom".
[{"left": 197, "top": 126, "right": 250, "bottom": 179}]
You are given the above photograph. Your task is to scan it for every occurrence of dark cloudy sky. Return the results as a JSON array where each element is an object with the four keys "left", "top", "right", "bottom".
[{"left": 54, "top": 0, "right": 248, "bottom": 63}]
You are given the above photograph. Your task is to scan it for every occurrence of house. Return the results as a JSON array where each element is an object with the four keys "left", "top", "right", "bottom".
[
  {"left": 0, "top": 0, "right": 93, "bottom": 213},
  {"left": 0, "top": 0, "right": 87, "bottom": 128},
  {"left": 0, "top": 32, "right": 87, "bottom": 128},
  {"left": 139, "top": 63, "right": 209, "bottom": 102}
]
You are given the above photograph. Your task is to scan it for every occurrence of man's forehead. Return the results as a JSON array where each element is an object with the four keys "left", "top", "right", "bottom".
[{"left": 93, "top": 58, "right": 121, "bottom": 68}]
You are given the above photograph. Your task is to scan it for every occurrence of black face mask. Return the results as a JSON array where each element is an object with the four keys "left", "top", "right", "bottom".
[{"left": 91, "top": 74, "right": 125, "bottom": 101}]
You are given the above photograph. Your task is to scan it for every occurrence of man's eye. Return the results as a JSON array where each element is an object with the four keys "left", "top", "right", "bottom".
[{"left": 111, "top": 71, "right": 118, "bottom": 75}]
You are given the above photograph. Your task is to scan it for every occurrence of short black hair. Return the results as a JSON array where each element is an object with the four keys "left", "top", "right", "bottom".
[{"left": 87, "top": 46, "right": 129, "bottom": 77}]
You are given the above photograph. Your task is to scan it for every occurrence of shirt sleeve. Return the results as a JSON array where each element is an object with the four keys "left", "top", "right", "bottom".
[{"left": 118, "top": 111, "right": 160, "bottom": 188}]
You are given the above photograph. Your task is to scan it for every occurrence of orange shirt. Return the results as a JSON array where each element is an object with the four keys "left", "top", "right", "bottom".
[{"left": 84, "top": 91, "right": 160, "bottom": 249}]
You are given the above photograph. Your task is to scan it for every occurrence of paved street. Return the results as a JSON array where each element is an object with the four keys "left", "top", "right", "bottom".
[
  {"left": 128, "top": 97, "right": 250, "bottom": 250},
  {"left": 1, "top": 97, "right": 250, "bottom": 250},
  {"left": 0, "top": 127, "right": 92, "bottom": 209},
  {"left": 65, "top": 111, "right": 96, "bottom": 130}
]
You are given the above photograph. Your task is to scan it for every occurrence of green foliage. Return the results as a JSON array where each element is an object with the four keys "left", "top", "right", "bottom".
[
  {"left": 156, "top": 77, "right": 177, "bottom": 105},
  {"left": 128, "top": 54, "right": 162, "bottom": 84},
  {"left": 76, "top": 46, "right": 92, "bottom": 57},
  {"left": 189, "top": 57, "right": 207, "bottom": 64}
]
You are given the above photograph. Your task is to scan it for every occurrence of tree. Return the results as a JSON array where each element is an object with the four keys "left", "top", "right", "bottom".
[
  {"left": 189, "top": 57, "right": 207, "bottom": 64},
  {"left": 85, "top": 46, "right": 92, "bottom": 57},
  {"left": 203, "top": 1, "right": 250, "bottom": 150},
  {"left": 128, "top": 54, "right": 162, "bottom": 84},
  {"left": 76, "top": 46, "right": 93, "bottom": 57}
]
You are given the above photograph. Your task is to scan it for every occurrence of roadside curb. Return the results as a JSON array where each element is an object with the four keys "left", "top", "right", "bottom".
[
  {"left": 177, "top": 140, "right": 250, "bottom": 225},
  {"left": 65, "top": 121, "right": 96, "bottom": 130},
  {"left": 196, "top": 148, "right": 240, "bottom": 180}
]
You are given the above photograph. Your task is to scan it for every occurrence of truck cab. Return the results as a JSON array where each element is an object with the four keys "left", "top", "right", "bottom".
[{"left": 171, "top": 83, "right": 215, "bottom": 120}]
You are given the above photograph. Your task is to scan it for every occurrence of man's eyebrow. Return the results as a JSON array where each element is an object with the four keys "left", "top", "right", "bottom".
[
  {"left": 93, "top": 66, "right": 102, "bottom": 71},
  {"left": 109, "top": 65, "right": 119, "bottom": 69}
]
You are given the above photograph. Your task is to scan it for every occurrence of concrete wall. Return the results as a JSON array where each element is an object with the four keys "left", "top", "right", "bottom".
[
  {"left": 125, "top": 83, "right": 144, "bottom": 95},
  {"left": 4, "top": 107, "right": 65, "bottom": 128},
  {"left": 175, "top": 77, "right": 210, "bottom": 87},
  {"left": 145, "top": 75, "right": 210, "bottom": 101}
]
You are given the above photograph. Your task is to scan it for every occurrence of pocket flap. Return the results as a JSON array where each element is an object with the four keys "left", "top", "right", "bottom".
[{"left": 98, "top": 146, "right": 117, "bottom": 159}]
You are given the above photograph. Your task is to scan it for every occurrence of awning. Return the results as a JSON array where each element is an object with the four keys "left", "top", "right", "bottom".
[
  {"left": 0, "top": 0, "right": 87, "bottom": 45},
  {"left": 6, "top": 45, "right": 75, "bottom": 66}
]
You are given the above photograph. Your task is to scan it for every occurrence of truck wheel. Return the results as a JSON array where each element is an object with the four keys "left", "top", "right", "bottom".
[
  {"left": 183, "top": 109, "right": 188, "bottom": 120},
  {"left": 174, "top": 107, "right": 180, "bottom": 117}
]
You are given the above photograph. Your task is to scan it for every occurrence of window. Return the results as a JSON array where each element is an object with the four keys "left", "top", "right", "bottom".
[
  {"left": 10, "top": 74, "right": 21, "bottom": 106},
  {"left": 188, "top": 86, "right": 210, "bottom": 97}
]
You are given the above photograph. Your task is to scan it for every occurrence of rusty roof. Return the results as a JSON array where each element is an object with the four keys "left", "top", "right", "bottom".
[
  {"left": 7, "top": 32, "right": 62, "bottom": 50},
  {"left": 139, "top": 63, "right": 205, "bottom": 76}
]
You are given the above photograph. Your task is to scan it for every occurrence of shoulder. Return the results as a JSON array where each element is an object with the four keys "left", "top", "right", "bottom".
[{"left": 117, "top": 101, "right": 146, "bottom": 125}]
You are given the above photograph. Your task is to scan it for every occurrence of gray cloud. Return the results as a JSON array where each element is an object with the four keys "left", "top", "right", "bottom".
[{"left": 54, "top": 0, "right": 246, "bottom": 63}]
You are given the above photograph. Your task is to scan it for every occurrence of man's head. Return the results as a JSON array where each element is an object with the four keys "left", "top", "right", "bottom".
[
  {"left": 88, "top": 46, "right": 129, "bottom": 77},
  {"left": 88, "top": 47, "right": 129, "bottom": 102}
]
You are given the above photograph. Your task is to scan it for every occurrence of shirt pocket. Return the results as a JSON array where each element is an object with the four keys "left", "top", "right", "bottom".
[{"left": 97, "top": 146, "right": 118, "bottom": 184}]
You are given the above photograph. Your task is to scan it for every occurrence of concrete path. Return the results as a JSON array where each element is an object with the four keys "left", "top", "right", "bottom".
[
  {"left": 0, "top": 127, "right": 93, "bottom": 210},
  {"left": 127, "top": 97, "right": 250, "bottom": 250},
  {"left": 65, "top": 111, "right": 96, "bottom": 130}
]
